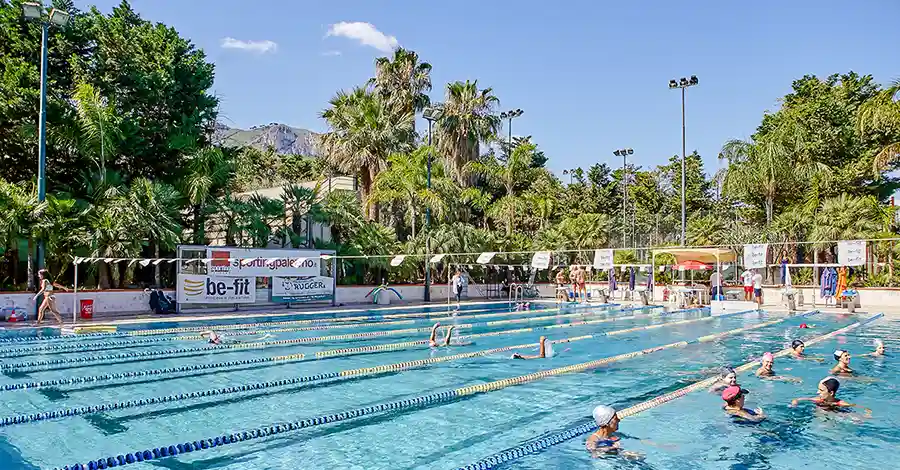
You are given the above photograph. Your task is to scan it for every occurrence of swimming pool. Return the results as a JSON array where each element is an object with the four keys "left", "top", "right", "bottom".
[{"left": 0, "top": 302, "right": 893, "bottom": 469}]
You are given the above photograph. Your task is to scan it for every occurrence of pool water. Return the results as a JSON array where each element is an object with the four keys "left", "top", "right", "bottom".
[{"left": 0, "top": 302, "right": 894, "bottom": 469}]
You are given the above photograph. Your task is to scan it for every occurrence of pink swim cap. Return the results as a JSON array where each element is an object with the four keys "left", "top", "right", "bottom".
[{"left": 762, "top": 352, "right": 774, "bottom": 362}]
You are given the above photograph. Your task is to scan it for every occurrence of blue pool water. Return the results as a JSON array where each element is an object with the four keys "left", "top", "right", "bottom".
[{"left": 0, "top": 302, "right": 894, "bottom": 469}]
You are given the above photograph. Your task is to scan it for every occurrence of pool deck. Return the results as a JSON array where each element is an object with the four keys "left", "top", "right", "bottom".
[{"left": 6, "top": 299, "right": 898, "bottom": 330}]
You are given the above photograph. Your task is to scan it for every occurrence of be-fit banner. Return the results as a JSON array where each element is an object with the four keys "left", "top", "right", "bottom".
[
  {"left": 206, "top": 248, "right": 320, "bottom": 277},
  {"left": 838, "top": 240, "right": 866, "bottom": 266},
  {"left": 743, "top": 244, "right": 768, "bottom": 269},
  {"left": 531, "top": 251, "right": 551, "bottom": 270},
  {"left": 593, "top": 249, "right": 614, "bottom": 270},
  {"left": 177, "top": 274, "right": 255, "bottom": 304},
  {"left": 271, "top": 276, "right": 334, "bottom": 303}
]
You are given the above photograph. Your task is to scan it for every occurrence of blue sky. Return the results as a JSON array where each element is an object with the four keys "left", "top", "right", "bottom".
[{"left": 79, "top": 0, "right": 899, "bottom": 178}]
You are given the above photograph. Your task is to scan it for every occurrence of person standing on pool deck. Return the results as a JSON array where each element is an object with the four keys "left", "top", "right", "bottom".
[
  {"left": 721, "top": 385, "right": 766, "bottom": 423},
  {"left": 791, "top": 377, "right": 871, "bottom": 414},
  {"left": 555, "top": 269, "right": 568, "bottom": 302},
  {"left": 830, "top": 349, "right": 854, "bottom": 375},
  {"left": 574, "top": 266, "right": 587, "bottom": 302},
  {"left": 451, "top": 269, "right": 464, "bottom": 309},
  {"left": 740, "top": 268, "right": 755, "bottom": 301},
  {"left": 428, "top": 322, "right": 453, "bottom": 347},
  {"left": 33, "top": 269, "right": 67, "bottom": 325},
  {"left": 709, "top": 270, "right": 723, "bottom": 300},
  {"left": 751, "top": 270, "right": 764, "bottom": 305}
]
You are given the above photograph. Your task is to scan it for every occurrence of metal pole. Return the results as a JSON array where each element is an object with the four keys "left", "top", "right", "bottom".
[
  {"left": 424, "top": 120, "right": 433, "bottom": 302},
  {"left": 622, "top": 152, "right": 627, "bottom": 248},
  {"left": 680, "top": 86, "right": 687, "bottom": 246},
  {"left": 36, "top": 21, "right": 49, "bottom": 274},
  {"left": 331, "top": 255, "right": 337, "bottom": 306},
  {"left": 72, "top": 263, "right": 78, "bottom": 325}
]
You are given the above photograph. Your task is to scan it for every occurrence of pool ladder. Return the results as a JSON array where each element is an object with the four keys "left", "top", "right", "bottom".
[{"left": 509, "top": 283, "right": 524, "bottom": 306}]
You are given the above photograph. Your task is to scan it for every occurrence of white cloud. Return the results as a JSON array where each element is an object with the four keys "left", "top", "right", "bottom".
[
  {"left": 220, "top": 37, "right": 278, "bottom": 54},
  {"left": 326, "top": 22, "right": 398, "bottom": 52},
  {"left": 321, "top": 50, "right": 342, "bottom": 57}
]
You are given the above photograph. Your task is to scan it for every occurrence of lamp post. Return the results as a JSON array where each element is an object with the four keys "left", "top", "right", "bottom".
[
  {"left": 21, "top": 2, "right": 70, "bottom": 278},
  {"left": 613, "top": 148, "right": 634, "bottom": 249},
  {"left": 499, "top": 109, "right": 524, "bottom": 157},
  {"left": 668, "top": 75, "right": 698, "bottom": 246},
  {"left": 422, "top": 106, "right": 444, "bottom": 302}
]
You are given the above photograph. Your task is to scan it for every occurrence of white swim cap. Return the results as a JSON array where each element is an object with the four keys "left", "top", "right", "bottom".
[
  {"left": 874, "top": 339, "right": 884, "bottom": 348},
  {"left": 592, "top": 405, "right": 616, "bottom": 427},
  {"left": 545, "top": 342, "right": 555, "bottom": 358}
]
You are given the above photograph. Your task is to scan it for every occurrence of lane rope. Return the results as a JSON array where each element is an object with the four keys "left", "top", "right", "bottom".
[
  {"left": 455, "top": 311, "right": 882, "bottom": 470},
  {"left": 52, "top": 309, "right": 796, "bottom": 469}
]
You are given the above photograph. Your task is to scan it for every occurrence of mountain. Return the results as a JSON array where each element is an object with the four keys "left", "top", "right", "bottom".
[{"left": 213, "top": 122, "right": 319, "bottom": 156}]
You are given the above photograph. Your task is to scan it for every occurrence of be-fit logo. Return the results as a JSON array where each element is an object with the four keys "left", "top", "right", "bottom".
[
  {"left": 206, "top": 277, "right": 251, "bottom": 296},
  {"left": 181, "top": 275, "right": 255, "bottom": 303}
]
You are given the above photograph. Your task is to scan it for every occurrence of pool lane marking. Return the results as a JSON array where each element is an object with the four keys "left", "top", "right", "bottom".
[
  {"left": 0, "top": 307, "right": 658, "bottom": 373},
  {"left": 50, "top": 309, "right": 800, "bottom": 469},
  {"left": 1, "top": 306, "right": 689, "bottom": 384},
  {"left": 455, "top": 311, "right": 881, "bottom": 470},
  {"left": 0, "top": 305, "right": 630, "bottom": 357}
]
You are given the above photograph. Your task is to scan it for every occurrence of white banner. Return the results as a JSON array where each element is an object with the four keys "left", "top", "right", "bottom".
[
  {"left": 271, "top": 276, "right": 334, "bottom": 303},
  {"left": 476, "top": 252, "right": 496, "bottom": 264},
  {"left": 206, "top": 248, "right": 320, "bottom": 277},
  {"left": 743, "top": 244, "right": 768, "bottom": 269},
  {"left": 531, "top": 251, "right": 551, "bottom": 270},
  {"left": 593, "top": 249, "right": 614, "bottom": 270},
  {"left": 177, "top": 274, "right": 255, "bottom": 304},
  {"left": 838, "top": 240, "right": 866, "bottom": 266},
  {"left": 390, "top": 255, "right": 406, "bottom": 267}
]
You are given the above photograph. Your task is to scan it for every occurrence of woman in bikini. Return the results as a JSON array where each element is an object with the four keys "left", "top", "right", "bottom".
[{"left": 33, "top": 269, "right": 67, "bottom": 325}]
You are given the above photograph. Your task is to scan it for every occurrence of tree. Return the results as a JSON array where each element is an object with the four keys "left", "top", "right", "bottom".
[
  {"left": 369, "top": 47, "right": 432, "bottom": 135},
  {"left": 318, "top": 87, "right": 413, "bottom": 219},
  {"left": 465, "top": 143, "right": 536, "bottom": 235},
  {"left": 0, "top": 179, "right": 40, "bottom": 288},
  {"left": 181, "top": 146, "right": 232, "bottom": 244},
  {"left": 72, "top": 82, "right": 121, "bottom": 175},
  {"left": 281, "top": 184, "right": 323, "bottom": 248},
  {"left": 435, "top": 80, "right": 501, "bottom": 183},
  {"left": 858, "top": 79, "right": 900, "bottom": 175},
  {"left": 125, "top": 178, "right": 181, "bottom": 284}
]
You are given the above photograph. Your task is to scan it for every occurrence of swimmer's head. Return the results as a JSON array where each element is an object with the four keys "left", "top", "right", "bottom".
[
  {"left": 798, "top": 323, "right": 809, "bottom": 329},
  {"left": 592, "top": 405, "right": 619, "bottom": 432},
  {"left": 762, "top": 352, "right": 774, "bottom": 365},
  {"left": 818, "top": 376, "right": 840, "bottom": 398},
  {"left": 833, "top": 349, "right": 850, "bottom": 363},
  {"left": 721, "top": 385, "right": 749, "bottom": 407},
  {"left": 874, "top": 339, "right": 885, "bottom": 354},
  {"left": 791, "top": 339, "right": 805, "bottom": 353},
  {"left": 720, "top": 367, "right": 737, "bottom": 386}
]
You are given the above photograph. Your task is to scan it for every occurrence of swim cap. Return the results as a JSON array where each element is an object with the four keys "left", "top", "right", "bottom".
[
  {"left": 721, "top": 385, "right": 749, "bottom": 402},
  {"left": 592, "top": 405, "right": 616, "bottom": 427},
  {"left": 762, "top": 352, "right": 774, "bottom": 363},
  {"left": 820, "top": 376, "right": 840, "bottom": 393},
  {"left": 833, "top": 350, "right": 847, "bottom": 361},
  {"left": 799, "top": 323, "right": 808, "bottom": 329},
  {"left": 791, "top": 339, "right": 805, "bottom": 349},
  {"left": 720, "top": 366, "right": 735, "bottom": 377},
  {"left": 874, "top": 339, "right": 884, "bottom": 348}
]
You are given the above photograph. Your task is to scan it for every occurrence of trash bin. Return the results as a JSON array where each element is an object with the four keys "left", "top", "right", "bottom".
[{"left": 79, "top": 299, "right": 94, "bottom": 319}]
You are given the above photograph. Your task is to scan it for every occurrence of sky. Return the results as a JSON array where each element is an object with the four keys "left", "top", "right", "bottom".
[{"left": 78, "top": 0, "right": 900, "bottom": 179}]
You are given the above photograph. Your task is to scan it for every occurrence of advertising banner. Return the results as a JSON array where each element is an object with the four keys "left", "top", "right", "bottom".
[
  {"left": 206, "top": 248, "right": 321, "bottom": 277},
  {"left": 476, "top": 252, "right": 497, "bottom": 264},
  {"left": 743, "top": 244, "right": 768, "bottom": 269},
  {"left": 593, "top": 249, "right": 614, "bottom": 270},
  {"left": 271, "top": 276, "right": 334, "bottom": 303},
  {"left": 838, "top": 240, "right": 866, "bottom": 266},
  {"left": 531, "top": 251, "right": 551, "bottom": 270},
  {"left": 177, "top": 274, "right": 255, "bottom": 304}
]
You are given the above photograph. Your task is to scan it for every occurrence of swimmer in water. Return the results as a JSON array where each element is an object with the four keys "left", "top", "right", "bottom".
[
  {"left": 721, "top": 385, "right": 766, "bottom": 423},
  {"left": 428, "top": 322, "right": 453, "bottom": 347},
  {"left": 830, "top": 349, "right": 854, "bottom": 375},
  {"left": 512, "top": 336, "right": 550, "bottom": 360},
  {"left": 861, "top": 339, "right": 886, "bottom": 358},
  {"left": 585, "top": 405, "right": 642, "bottom": 459},
  {"left": 709, "top": 366, "right": 738, "bottom": 393},
  {"left": 790, "top": 339, "right": 824, "bottom": 362},
  {"left": 199, "top": 330, "right": 272, "bottom": 345},
  {"left": 791, "top": 377, "right": 871, "bottom": 415},
  {"left": 755, "top": 352, "right": 802, "bottom": 383}
]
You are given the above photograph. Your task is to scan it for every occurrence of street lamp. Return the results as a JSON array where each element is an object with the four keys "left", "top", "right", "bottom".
[
  {"left": 21, "top": 2, "right": 70, "bottom": 279},
  {"left": 422, "top": 106, "right": 444, "bottom": 302},
  {"left": 500, "top": 109, "right": 524, "bottom": 156},
  {"left": 669, "top": 75, "right": 698, "bottom": 246},
  {"left": 613, "top": 148, "right": 634, "bottom": 249}
]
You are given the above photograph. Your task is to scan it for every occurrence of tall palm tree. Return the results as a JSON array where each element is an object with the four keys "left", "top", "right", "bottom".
[
  {"left": 126, "top": 178, "right": 182, "bottom": 285},
  {"left": 436, "top": 80, "right": 501, "bottom": 183},
  {"left": 317, "top": 87, "right": 414, "bottom": 219},
  {"left": 687, "top": 214, "right": 727, "bottom": 246},
  {"left": 465, "top": 143, "right": 535, "bottom": 235},
  {"left": 811, "top": 194, "right": 886, "bottom": 244},
  {"left": 72, "top": 82, "right": 121, "bottom": 176},
  {"left": 0, "top": 180, "right": 41, "bottom": 288},
  {"left": 369, "top": 47, "right": 432, "bottom": 135},
  {"left": 244, "top": 194, "right": 284, "bottom": 248},
  {"left": 281, "top": 184, "right": 323, "bottom": 248},
  {"left": 182, "top": 146, "right": 232, "bottom": 244},
  {"left": 858, "top": 79, "right": 900, "bottom": 174}
]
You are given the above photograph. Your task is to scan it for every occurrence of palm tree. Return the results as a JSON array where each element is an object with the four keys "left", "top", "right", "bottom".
[
  {"left": 369, "top": 47, "right": 432, "bottom": 134},
  {"left": 317, "top": 87, "right": 414, "bottom": 219},
  {"left": 0, "top": 180, "right": 41, "bottom": 289},
  {"left": 687, "top": 214, "right": 727, "bottom": 246},
  {"left": 126, "top": 178, "right": 182, "bottom": 285},
  {"left": 72, "top": 82, "right": 121, "bottom": 175},
  {"left": 811, "top": 194, "right": 886, "bottom": 244},
  {"left": 281, "top": 184, "right": 323, "bottom": 248},
  {"left": 215, "top": 194, "right": 251, "bottom": 246},
  {"left": 465, "top": 143, "right": 535, "bottom": 235},
  {"left": 435, "top": 80, "right": 501, "bottom": 183},
  {"left": 182, "top": 146, "right": 232, "bottom": 244},
  {"left": 320, "top": 190, "right": 364, "bottom": 245},
  {"left": 858, "top": 79, "right": 900, "bottom": 174},
  {"left": 244, "top": 194, "right": 284, "bottom": 248}
]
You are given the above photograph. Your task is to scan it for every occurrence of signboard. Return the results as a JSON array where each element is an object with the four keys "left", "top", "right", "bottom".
[
  {"left": 838, "top": 240, "right": 866, "bottom": 267},
  {"left": 531, "top": 251, "right": 551, "bottom": 270},
  {"left": 206, "top": 248, "right": 320, "bottom": 277},
  {"left": 743, "top": 244, "right": 768, "bottom": 269},
  {"left": 390, "top": 255, "right": 406, "bottom": 267},
  {"left": 271, "top": 276, "right": 334, "bottom": 303},
  {"left": 593, "top": 249, "right": 614, "bottom": 270},
  {"left": 177, "top": 274, "right": 255, "bottom": 304},
  {"left": 476, "top": 252, "right": 496, "bottom": 264}
]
